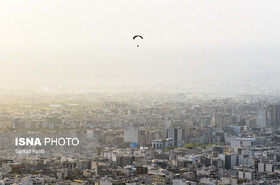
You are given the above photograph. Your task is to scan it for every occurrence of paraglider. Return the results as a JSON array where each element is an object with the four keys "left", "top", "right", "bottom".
[{"left": 133, "top": 35, "right": 143, "bottom": 47}]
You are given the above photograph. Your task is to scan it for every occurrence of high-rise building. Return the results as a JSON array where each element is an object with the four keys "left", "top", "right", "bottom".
[
  {"left": 166, "top": 127, "right": 178, "bottom": 147},
  {"left": 124, "top": 129, "right": 138, "bottom": 143},
  {"left": 165, "top": 117, "right": 172, "bottom": 129},
  {"left": 166, "top": 127, "right": 185, "bottom": 147},
  {"left": 124, "top": 128, "right": 150, "bottom": 147},
  {"left": 138, "top": 129, "right": 150, "bottom": 147},
  {"left": 218, "top": 153, "right": 237, "bottom": 169},
  {"left": 266, "top": 105, "right": 280, "bottom": 128},
  {"left": 256, "top": 107, "right": 266, "bottom": 127},
  {"left": 212, "top": 112, "right": 233, "bottom": 126}
]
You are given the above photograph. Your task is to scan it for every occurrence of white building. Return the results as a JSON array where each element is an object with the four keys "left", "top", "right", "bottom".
[
  {"left": 124, "top": 129, "right": 138, "bottom": 143},
  {"left": 256, "top": 108, "right": 266, "bottom": 127}
]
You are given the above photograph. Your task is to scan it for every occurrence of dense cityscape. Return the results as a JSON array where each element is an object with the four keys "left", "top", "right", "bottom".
[
  {"left": 1, "top": 0, "right": 280, "bottom": 184},
  {"left": 0, "top": 93, "right": 279, "bottom": 184}
]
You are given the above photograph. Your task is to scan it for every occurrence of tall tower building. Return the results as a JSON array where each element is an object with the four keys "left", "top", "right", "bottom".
[
  {"left": 266, "top": 105, "right": 280, "bottom": 128},
  {"left": 256, "top": 107, "right": 266, "bottom": 127},
  {"left": 166, "top": 127, "right": 185, "bottom": 147}
]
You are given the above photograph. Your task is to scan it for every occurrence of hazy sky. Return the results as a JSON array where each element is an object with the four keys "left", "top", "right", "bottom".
[
  {"left": 0, "top": 0, "right": 280, "bottom": 94},
  {"left": 1, "top": 0, "right": 280, "bottom": 49}
]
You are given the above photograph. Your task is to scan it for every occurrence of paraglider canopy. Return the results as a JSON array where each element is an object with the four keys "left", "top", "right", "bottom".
[
  {"left": 133, "top": 35, "right": 143, "bottom": 47},
  {"left": 133, "top": 35, "right": 143, "bottom": 40}
]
